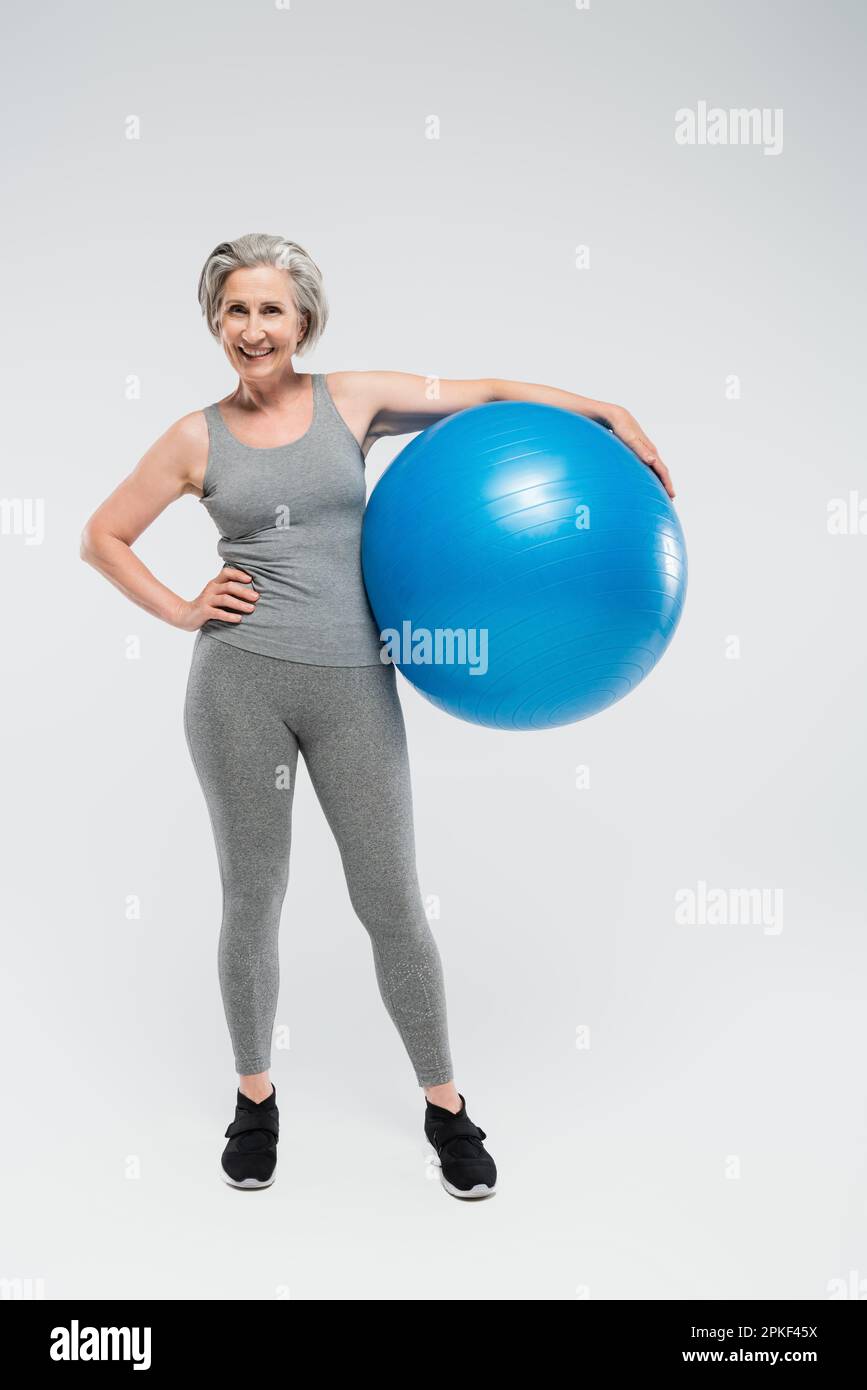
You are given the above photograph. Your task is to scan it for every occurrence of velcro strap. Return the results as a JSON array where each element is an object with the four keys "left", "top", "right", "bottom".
[
  {"left": 434, "top": 1118, "right": 486, "bottom": 1147},
  {"left": 224, "top": 1110, "right": 279, "bottom": 1140}
]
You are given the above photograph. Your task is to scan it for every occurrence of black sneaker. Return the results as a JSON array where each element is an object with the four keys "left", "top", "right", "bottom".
[
  {"left": 424, "top": 1093, "right": 497, "bottom": 1199},
  {"left": 221, "top": 1084, "right": 279, "bottom": 1189}
]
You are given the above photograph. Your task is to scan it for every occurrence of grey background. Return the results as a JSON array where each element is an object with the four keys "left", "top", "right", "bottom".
[{"left": 1, "top": 0, "right": 865, "bottom": 1300}]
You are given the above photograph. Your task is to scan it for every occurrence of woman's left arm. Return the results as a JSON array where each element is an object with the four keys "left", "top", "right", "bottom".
[
  {"left": 488, "top": 378, "right": 675, "bottom": 499},
  {"left": 344, "top": 371, "right": 674, "bottom": 498}
]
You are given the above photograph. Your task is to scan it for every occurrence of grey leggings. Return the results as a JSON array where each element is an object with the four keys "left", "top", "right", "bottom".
[{"left": 183, "top": 631, "right": 454, "bottom": 1087}]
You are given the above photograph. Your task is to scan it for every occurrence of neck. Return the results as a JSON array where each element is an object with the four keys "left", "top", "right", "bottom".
[{"left": 230, "top": 369, "right": 308, "bottom": 413}]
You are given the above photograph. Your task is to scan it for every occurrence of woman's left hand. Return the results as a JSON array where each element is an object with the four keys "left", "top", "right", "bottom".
[{"left": 597, "top": 404, "right": 676, "bottom": 499}]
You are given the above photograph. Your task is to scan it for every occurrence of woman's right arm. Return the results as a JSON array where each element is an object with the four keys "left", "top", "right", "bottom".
[{"left": 79, "top": 412, "right": 258, "bottom": 630}]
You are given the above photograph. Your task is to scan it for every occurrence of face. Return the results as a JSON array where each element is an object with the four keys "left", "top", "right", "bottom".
[{"left": 218, "top": 265, "right": 308, "bottom": 375}]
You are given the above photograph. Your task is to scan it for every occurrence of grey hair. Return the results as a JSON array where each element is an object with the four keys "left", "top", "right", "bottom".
[{"left": 196, "top": 233, "right": 328, "bottom": 356}]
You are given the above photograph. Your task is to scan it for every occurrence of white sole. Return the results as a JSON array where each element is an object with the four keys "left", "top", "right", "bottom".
[
  {"left": 221, "top": 1167, "right": 276, "bottom": 1189},
  {"left": 427, "top": 1144, "right": 497, "bottom": 1199}
]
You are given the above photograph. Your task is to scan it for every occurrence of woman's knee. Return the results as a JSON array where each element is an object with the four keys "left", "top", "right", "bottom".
[{"left": 221, "top": 877, "right": 287, "bottom": 930}]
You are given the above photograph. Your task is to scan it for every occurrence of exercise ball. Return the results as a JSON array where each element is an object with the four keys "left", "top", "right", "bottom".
[{"left": 361, "top": 401, "right": 687, "bottom": 730}]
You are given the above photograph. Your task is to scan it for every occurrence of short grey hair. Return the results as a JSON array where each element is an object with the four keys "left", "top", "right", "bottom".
[{"left": 196, "top": 233, "right": 328, "bottom": 356}]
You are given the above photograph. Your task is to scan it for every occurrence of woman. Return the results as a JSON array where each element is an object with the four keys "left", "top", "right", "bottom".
[{"left": 80, "top": 233, "right": 674, "bottom": 1198}]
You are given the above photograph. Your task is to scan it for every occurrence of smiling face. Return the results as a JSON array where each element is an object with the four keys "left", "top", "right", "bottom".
[{"left": 218, "top": 265, "right": 309, "bottom": 376}]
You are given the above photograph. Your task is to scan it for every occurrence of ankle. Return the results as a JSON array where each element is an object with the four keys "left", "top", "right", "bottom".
[
  {"left": 424, "top": 1081, "right": 461, "bottom": 1113},
  {"left": 239, "top": 1073, "right": 274, "bottom": 1104}
]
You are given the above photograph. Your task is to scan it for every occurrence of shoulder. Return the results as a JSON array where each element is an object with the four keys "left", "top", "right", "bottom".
[
  {"left": 168, "top": 408, "right": 211, "bottom": 462},
  {"left": 321, "top": 370, "right": 420, "bottom": 443},
  {"left": 147, "top": 408, "right": 210, "bottom": 497},
  {"left": 322, "top": 370, "right": 374, "bottom": 405},
  {"left": 323, "top": 370, "right": 410, "bottom": 409},
  {"left": 323, "top": 370, "right": 466, "bottom": 412},
  {"left": 172, "top": 407, "right": 211, "bottom": 446},
  {"left": 320, "top": 372, "right": 385, "bottom": 454}
]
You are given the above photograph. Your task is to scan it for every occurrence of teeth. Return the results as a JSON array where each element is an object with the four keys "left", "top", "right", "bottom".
[{"left": 241, "top": 347, "right": 273, "bottom": 357}]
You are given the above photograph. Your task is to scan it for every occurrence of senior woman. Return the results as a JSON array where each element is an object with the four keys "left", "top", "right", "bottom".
[{"left": 80, "top": 232, "right": 673, "bottom": 1198}]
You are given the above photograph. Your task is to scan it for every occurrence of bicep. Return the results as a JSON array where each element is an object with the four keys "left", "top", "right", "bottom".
[
  {"left": 82, "top": 413, "right": 205, "bottom": 548},
  {"left": 346, "top": 371, "right": 493, "bottom": 440}
]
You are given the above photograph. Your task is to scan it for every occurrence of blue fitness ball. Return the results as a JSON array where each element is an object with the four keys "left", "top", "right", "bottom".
[{"left": 360, "top": 401, "right": 687, "bottom": 730}]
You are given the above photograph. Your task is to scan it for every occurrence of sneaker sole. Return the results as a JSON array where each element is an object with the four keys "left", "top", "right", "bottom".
[
  {"left": 427, "top": 1144, "right": 497, "bottom": 1199},
  {"left": 221, "top": 1167, "right": 276, "bottom": 1189}
]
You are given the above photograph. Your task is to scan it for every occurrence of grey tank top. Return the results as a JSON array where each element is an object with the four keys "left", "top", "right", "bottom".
[{"left": 197, "top": 373, "right": 385, "bottom": 665}]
